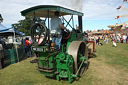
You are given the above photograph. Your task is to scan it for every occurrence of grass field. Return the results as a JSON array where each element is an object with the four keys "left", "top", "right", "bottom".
[{"left": 0, "top": 40, "right": 128, "bottom": 85}]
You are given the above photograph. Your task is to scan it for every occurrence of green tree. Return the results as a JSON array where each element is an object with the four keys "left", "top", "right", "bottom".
[
  {"left": 97, "top": 29, "right": 100, "bottom": 32},
  {"left": 89, "top": 30, "right": 92, "bottom": 33},
  {"left": 11, "top": 16, "right": 33, "bottom": 36}
]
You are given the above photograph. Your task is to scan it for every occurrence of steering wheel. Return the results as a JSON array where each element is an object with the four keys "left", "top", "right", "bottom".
[
  {"left": 30, "top": 23, "right": 48, "bottom": 46},
  {"left": 62, "top": 29, "right": 71, "bottom": 39}
]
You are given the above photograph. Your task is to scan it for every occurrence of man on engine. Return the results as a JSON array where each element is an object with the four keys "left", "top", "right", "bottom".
[{"left": 50, "top": 11, "right": 68, "bottom": 49}]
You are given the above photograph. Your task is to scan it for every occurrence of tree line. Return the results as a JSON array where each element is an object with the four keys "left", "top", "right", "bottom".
[{"left": 11, "top": 17, "right": 43, "bottom": 36}]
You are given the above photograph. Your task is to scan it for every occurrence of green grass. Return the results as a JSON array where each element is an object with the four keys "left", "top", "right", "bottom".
[
  {"left": 0, "top": 39, "right": 128, "bottom": 85},
  {"left": 96, "top": 40, "right": 128, "bottom": 70}
]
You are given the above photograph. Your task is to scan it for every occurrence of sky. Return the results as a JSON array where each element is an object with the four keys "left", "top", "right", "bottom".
[{"left": 0, "top": 0, "right": 128, "bottom": 31}]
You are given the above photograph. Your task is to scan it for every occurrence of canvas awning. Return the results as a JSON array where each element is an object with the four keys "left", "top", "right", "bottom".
[{"left": 0, "top": 28, "right": 25, "bottom": 36}]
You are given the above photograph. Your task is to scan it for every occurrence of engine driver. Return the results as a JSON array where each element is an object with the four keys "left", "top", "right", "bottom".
[{"left": 50, "top": 11, "right": 68, "bottom": 49}]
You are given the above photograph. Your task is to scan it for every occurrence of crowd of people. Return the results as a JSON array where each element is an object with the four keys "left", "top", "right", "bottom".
[
  {"left": 88, "top": 33, "right": 128, "bottom": 47},
  {"left": 110, "top": 34, "right": 128, "bottom": 47},
  {"left": 110, "top": 34, "right": 127, "bottom": 43}
]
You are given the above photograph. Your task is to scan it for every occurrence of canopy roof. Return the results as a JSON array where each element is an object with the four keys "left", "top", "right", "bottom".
[
  {"left": 107, "top": 23, "right": 125, "bottom": 28},
  {"left": 21, "top": 5, "right": 84, "bottom": 18},
  {"left": 0, "top": 28, "right": 25, "bottom": 36}
]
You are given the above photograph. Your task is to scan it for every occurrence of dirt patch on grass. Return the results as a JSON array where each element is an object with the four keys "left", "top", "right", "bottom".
[{"left": 87, "top": 58, "right": 128, "bottom": 85}]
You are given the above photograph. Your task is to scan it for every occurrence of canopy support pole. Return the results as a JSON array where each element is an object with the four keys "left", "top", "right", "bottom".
[{"left": 13, "top": 30, "right": 19, "bottom": 62}]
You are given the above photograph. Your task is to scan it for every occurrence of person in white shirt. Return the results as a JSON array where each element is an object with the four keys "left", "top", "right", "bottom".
[
  {"left": 123, "top": 34, "right": 127, "bottom": 44},
  {"left": 50, "top": 11, "right": 68, "bottom": 49}
]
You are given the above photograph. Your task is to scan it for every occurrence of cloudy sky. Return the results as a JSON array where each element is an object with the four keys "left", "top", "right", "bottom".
[{"left": 0, "top": 0, "right": 128, "bottom": 31}]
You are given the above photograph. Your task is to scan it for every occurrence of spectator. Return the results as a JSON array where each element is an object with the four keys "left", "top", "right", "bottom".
[
  {"left": 0, "top": 38, "right": 5, "bottom": 69},
  {"left": 96, "top": 36, "right": 99, "bottom": 45},
  {"left": 104, "top": 35, "right": 108, "bottom": 44},
  {"left": 22, "top": 38, "right": 27, "bottom": 54},
  {"left": 117, "top": 35, "right": 120, "bottom": 43},
  {"left": 113, "top": 38, "right": 117, "bottom": 47},
  {"left": 111, "top": 37, "right": 113, "bottom": 42},
  {"left": 38, "top": 35, "right": 44, "bottom": 44},
  {"left": 0, "top": 44, "right": 4, "bottom": 69},
  {"left": 25, "top": 37, "right": 32, "bottom": 57},
  {"left": 120, "top": 37, "right": 123, "bottom": 43},
  {"left": 123, "top": 34, "right": 127, "bottom": 44}
]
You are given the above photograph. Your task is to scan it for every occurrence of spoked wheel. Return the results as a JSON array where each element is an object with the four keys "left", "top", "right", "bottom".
[
  {"left": 67, "top": 41, "right": 88, "bottom": 76},
  {"left": 30, "top": 23, "right": 48, "bottom": 46}
]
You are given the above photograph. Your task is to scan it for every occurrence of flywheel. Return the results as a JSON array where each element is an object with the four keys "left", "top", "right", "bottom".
[
  {"left": 67, "top": 41, "right": 88, "bottom": 74},
  {"left": 30, "top": 23, "right": 48, "bottom": 46}
]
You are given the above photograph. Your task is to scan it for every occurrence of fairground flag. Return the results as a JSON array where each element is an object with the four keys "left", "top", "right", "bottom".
[
  {"left": 115, "top": 16, "right": 120, "bottom": 19},
  {"left": 123, "top": 0, "right": 127, "bottom": 2},
  {"left": 117, "top": 6, "right": 122, "bottom": 9}
]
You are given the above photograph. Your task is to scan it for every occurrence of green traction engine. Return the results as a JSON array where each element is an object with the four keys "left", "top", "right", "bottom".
[{"left": 21, "top": 5, "right": 88, "bottom": 83}]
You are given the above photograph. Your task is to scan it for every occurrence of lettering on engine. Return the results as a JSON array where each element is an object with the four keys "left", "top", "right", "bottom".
[{"left": 32, "top": 47, "right": 44, "bottom": 52}]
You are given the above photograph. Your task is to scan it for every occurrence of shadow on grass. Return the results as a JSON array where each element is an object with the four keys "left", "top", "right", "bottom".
[
  {"left": 45, "top": 76, "right": 57, "bottom": 80},
  {"left": 78, "top": 61, "right": 90, "bottom": 77}
]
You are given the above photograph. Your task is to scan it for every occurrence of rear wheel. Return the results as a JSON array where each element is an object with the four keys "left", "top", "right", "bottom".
[{"left": 67, "top": 41, "right": 88, "bottom": 76}]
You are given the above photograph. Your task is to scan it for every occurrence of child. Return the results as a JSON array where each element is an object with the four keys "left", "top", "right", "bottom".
[{"left": 113, "top": 39, "right": 117, "bottom": 47}]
